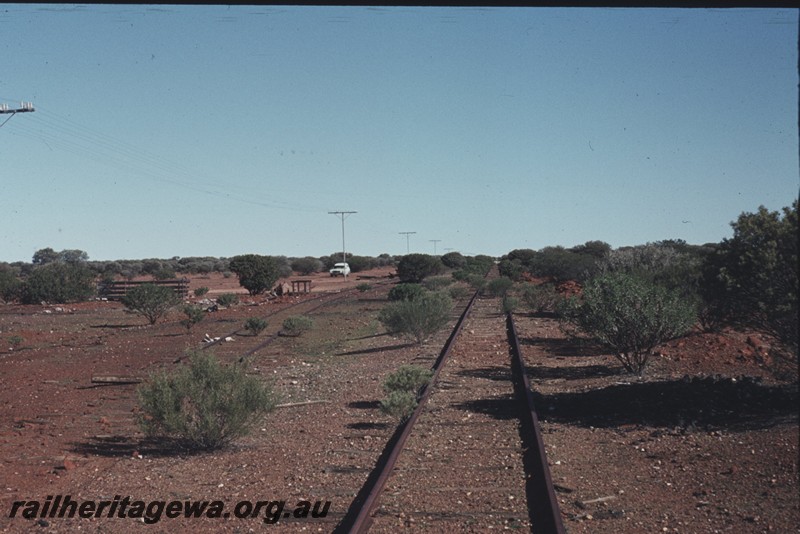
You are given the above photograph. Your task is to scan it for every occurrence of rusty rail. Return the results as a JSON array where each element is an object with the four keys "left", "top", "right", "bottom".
[
  {"left": 507, "top": 312, "right": 567, "bottom": 534},
  {"left": 334, "top": 288, "right": 481, "bottom": 533}
]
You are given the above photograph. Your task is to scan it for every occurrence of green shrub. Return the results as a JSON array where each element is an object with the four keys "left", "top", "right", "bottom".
[
  {"left": 194, "top": 287, "right": 209, "bottom": 298},
  {"left": 378, "top": 292, "right": 452, "bottom": 344},
  {"left": 244, "top": 317, "right": 268, "bottom": 336},
  {"left": 222, "top": 271, "right": 233, "bottom": 279},
  {"left": 388, "top": 283, "right": 425, "bottom": 302},
  {"left": 216, "top": 293, "right": 239, "bottom": 307},
  {"left": 356, "top": 283, "right": 372, "bottom": 292},
  {"left": 448, "top": 285, "right": 471, "bottom": 300},
  {"left": 152, "top": 267, "right": 177, "bottom": 281},
  {"left": 21, "top": 262, "right": 96, "bottom": 304},
  {"left": 291, "top": 257, "right": 323, "bottom": 275},
  {"left": 563, "top": 273, "right": 696, "bottom": 375},
  {"left": 122, "top": 284, "right": 180, "bottom": 325},
  {"left": 521, "top": 283, "right": 561, "bottom": 314},
  {"left": 181, "top": 304, "right": 205, "bottom": 333},
  {"left": 380, "top": 365, "right": 434, "bottom": 421},
  {"left": 136, "top": 351, "right": 277, "bottom": 450},
  {"left": 380, "top": 390, "right": 419, "bottom": 422},
  {"left": 281, "top": 315, "right": 314, "bottom": 337},
  {"left": 7, "top": 335, "right": 24, "bottom": 350},
  {"left": 0, "top": 267, "right": 22, "bottom": 303},
  {"left": 700, "top": 201, "right": 798, "bottom": 357},
  {"left": 464, "top": 274, "right": 486, "bottom": 291},
  {"left": 485, "top": 277, "right": 513, "bottom": 297},
  {"left": 229, "top": 254, "right": 281, "bottom": 295},
  {"left": 422, "top": 275, "right": 452, "bottom": 291},
  {"left": 502, "top": 295, "right": 519, "bottom": 314},
  {"left": 383, "top": 365, "right": 434, "bottom": 395},
  {"left": 440, "top": 251, "right": 467, "bottom": 269},
  {"left": 396, "top": 254, "right": 445, "bottom": 283}
]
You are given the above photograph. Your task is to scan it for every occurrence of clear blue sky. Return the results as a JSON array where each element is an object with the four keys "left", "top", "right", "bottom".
[{"left": 1, "top": 5, "right": 797, "bottom": 262}]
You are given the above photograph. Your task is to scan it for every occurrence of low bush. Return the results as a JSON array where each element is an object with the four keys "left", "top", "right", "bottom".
[
  {"left": 216, "top": 293, "right": 239, "bottom": 307},
  {"left": 356, "top": 283, "right": 372, "bottom": 292},
  {"left": 422, "top": 276, "right": 452, "bottom": 291},
  {"left": 485, "top": 277, "right": 513, "bottom": 298},
  {"left": 396, "top": 254, "right": 445, "bottom": 283},
  {"left": 380, "top": 365, "right": 434, "bottom": 421},
  {"left": 137, "top": 351, "right": 278, "bottom": 450},
  {"left": 281, "top": 315, "right": 314, "bottom": 337},
  {"left": 378, "top": 292, "right": 452, "bottom": 344},
  {"left": 521, "top": 283, "right": 562, "bottom": 314},
  {"left": 181, "top": 304, "right": 205, "bottom": 333},
  {"left": 21, "top": 262, "right": 96, "bottom": 304},
  {"left": 244, "top": 317, "right": 268, "bottom": 336},
  {"left": 388, "top": 283, "right": 425, "bottom": 302},
  {"left": 501, "top": 295, "right": 519, "bottom": 314},
  {"left": 194, "top": 287, "right": 209, "bottom": 298}
]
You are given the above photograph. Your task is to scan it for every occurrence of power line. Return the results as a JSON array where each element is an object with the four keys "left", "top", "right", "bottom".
[
  {"left": 399, "top": 232, "right": 416, "bottom": 254},
  {"left": 329, "top": 211, "right": 356, "bottom": 279},
  {"left": 0, "top": 101, "right": 34, "bottom": 128},
  {"left": 429, "top": 239, "right": 441, "bottom": 255}
]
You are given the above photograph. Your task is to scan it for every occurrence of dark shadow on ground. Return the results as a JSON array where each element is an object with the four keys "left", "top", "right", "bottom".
[
  {"left": 347, "top": 421, "right": 391, "bottom": 430},
  {"left": 526, "top": 364, "right": 624, "bottom": 381},
  {"left": 454, "top": 394, "right": 519, "bottom": 420},
  {"left": 534, "top": 376, "right": 799, "bottom": 431},
  {"left": 348, "top": 400, "right": 381, "bottom": 410},
  {"left": 336, "top": 342, "right": 416, "bottom": 356},
  {"left": 351, "top": 332, "right": 391, "bottom": 341},
  {"left": 520, "top": 336, "right": 605, "bottom": 357},
  {"left": 90, "top": 323, "right": 141, "bottom": 329},
  {"left": 456, "top": 366, "right": 512, "bottom": 382},
  {"left": 70, "top": 435, "right": 215, "bottom": 458}
]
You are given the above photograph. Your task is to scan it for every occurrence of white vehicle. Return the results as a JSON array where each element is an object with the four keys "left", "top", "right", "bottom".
[{"left": 329, "top": 262, "right": 351, "bottom": 277}]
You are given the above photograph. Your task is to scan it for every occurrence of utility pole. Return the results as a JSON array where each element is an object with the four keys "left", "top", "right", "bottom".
[
  {"left": 0, "top": 101, "right": 35, "bottom": 128},
  {"left": 329, "top": 211, "right": 356, "bottom": 279},
  {"left": 429, "top": 240, "right": 441, "bottom": 255},
  {"left": 399, "top": 232, "right": 416, "bottom": 254}
]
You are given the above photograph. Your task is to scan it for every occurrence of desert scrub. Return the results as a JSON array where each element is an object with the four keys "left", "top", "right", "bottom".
[
  {"left": 521, "top": 283, "right": 562, "bottom": 314},
  {"left": 7, "top": 335, "right": 24, "bottom": 350},
  {"left": 502, "top": 295, "right": 519, "bottom": 314},
  {"left": 562, "top": 272, "right": 696, "bottom": 375},
  {"left": 244, "top": 317, "right": 268, "bottom": 336},
  {"left": 422, "top": 275, "right": 452, "bottom": 291},
  {"left": 388, "top": 283, "right": 425, "bottom": 302},
  {"left": 194, "top": 286, "right": 209, "bottom": 298},
  {"left": 122, "top": 283, "right": 180, "bottom": 325},
  {"left": 378, "top": 292, "right": 452, "bottom": 344},
  {"left": 281, "top": 315, "right": 314, "bottom": 337},
  {"left": 216, "top": 293, "right": 239, "bottom": 307},
  {"left": 356, "top": 283, "right": 372, "bottom": 292},
  {"left": 380, "top": 365, "right": 434, "bottom": 421},
  {"left": 181, "top": 304, "right": 205, "bottom": 333},
  {"left": 137, "top": 351, "right": 278, "bottom": 450},
  {"left": 485, "top": 276, "right": 513, "bottom": 297}
]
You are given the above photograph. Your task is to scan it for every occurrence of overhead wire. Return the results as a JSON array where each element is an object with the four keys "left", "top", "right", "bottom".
[{"left": 2, "top": 101, "right": 330, "bottom": 213}]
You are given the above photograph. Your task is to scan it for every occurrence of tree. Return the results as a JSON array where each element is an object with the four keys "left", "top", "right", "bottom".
[
  {"left": 291, "top": 257, "right": 323, "bottom": 275},
  {"left": 563, "top": 273, "right": 696, "bottom": 375},
  {"left": 58, "top": 249, "right": 89, "bottom": 264},
  {"left": 32, "top": 247, "right": 59, "bottom": 265},
  {"left": 228, "top": 254, "right": 280, "bottom": 296},
  {"left": 701, "top": 201, "right": 798, "bottom": 356},
  {"left": 21, "top": 262, "right": 96, "bottom": 304},
  {"left": 181, "top": 304, "right": 205, "bottom": 333},
  {"left": 441, "top": 251, "right": 467, "bottom": 269},
  {"left": 396, "top": 254, "right": 445, "bottom": 283},
  {"left": 122, "top": 284, "right": 180, "bottom": 325},
  {"left": 378, "top": 292, "right": 452, "bottom": 344}
]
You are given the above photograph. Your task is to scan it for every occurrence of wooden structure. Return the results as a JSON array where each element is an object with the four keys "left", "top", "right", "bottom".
[
  {"left": 98, "top": 279, "right": 189, "bottom": 301},
  {"left": 291, "top": 279, "right": 312, "bottom": 294}
]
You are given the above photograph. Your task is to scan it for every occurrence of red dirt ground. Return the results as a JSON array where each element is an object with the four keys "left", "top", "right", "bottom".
[{"left": 0, "top": 269, "right": 797, "bottom": 533}]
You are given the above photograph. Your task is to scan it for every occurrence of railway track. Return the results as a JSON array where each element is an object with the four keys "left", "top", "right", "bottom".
[{"left": 335, "top": 278, "right": 566, "bottom": 533}]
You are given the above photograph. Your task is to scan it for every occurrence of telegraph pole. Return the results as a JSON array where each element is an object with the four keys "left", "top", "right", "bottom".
[
  {"left": 329, "top": 211, "right": 356, "bottom": 279},
  {"left": 0, "top": 101, "right": 35, "bottom": 128},
  {"left": 429, "top": 240, "right": 441, "bottom": 255},
  {"left": 399, "top": 232, "right": 416, "bottom": 254}
]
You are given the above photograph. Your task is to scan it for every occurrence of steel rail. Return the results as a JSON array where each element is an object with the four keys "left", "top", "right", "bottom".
[
  {"left": 334, "top": 288, "right": 481, "bottom": 533},
  {"left": 507, "top": 311, "right": 567, "bottom": 534}
]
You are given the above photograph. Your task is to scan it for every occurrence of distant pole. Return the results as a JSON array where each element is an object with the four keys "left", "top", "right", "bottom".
[
  {"left": 430, "top": 240, "right": 441, "bottom": 255},
  {"left": 0, "top": 101, "right": 34, "bottom": 128},
  {"left": 329, "top": 211, "right": 356, "bottom": 279},
  {"left": 399, "top": 232, "right": 416, "bottom": 254}
]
